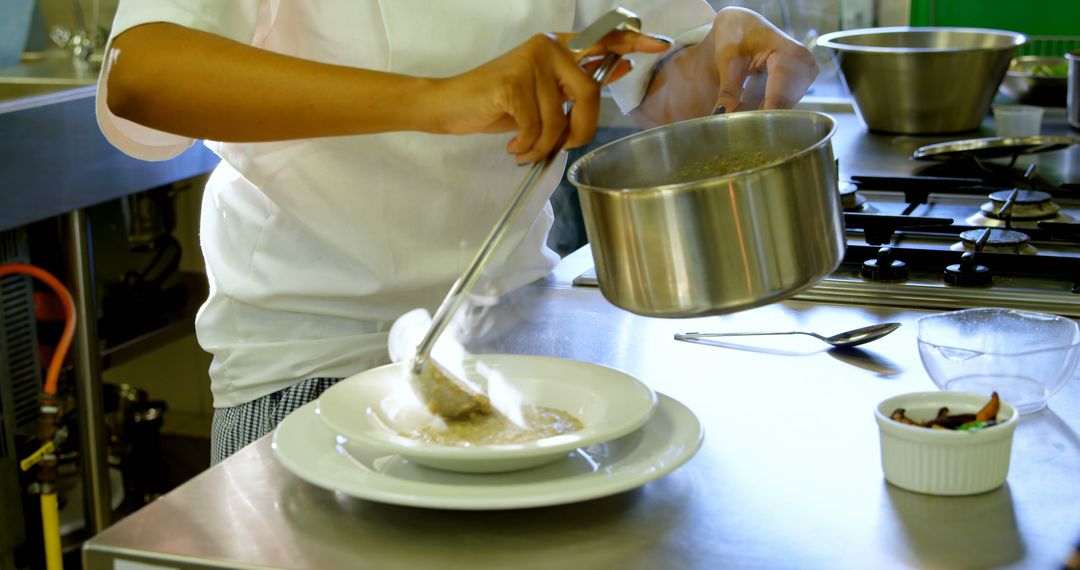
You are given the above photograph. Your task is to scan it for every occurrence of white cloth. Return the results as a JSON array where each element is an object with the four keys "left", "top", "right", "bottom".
[{"left": 97, "top": 0, "right": 715, "bottom": 407}]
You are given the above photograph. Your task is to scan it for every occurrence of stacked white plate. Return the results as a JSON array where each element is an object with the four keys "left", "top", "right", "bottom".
[{"left": 272, "top": 354, "right": 703, "bottom": 510}]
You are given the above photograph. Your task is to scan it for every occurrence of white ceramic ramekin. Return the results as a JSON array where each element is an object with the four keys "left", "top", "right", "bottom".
[{"left": 874, "top": 391, "right": 1018, "bottom": 496}]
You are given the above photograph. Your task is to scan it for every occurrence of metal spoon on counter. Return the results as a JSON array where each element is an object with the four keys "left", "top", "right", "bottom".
[{"left": 674, "top": 322, "right": 902, "bottom": 349}]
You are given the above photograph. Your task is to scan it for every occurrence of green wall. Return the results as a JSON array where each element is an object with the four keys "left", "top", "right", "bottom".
[{"left": 909, "top": 0, "right": 1080, "bottom": 55}]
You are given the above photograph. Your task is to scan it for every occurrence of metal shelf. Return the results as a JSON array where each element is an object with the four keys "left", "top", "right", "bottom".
[{"left": 98, "top": 272, "right": 207, "bottom": 369}]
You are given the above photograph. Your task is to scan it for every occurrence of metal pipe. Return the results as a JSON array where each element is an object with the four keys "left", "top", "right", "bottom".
[{"left": 64, "top": 209, "right": 111, "bottom": 533}]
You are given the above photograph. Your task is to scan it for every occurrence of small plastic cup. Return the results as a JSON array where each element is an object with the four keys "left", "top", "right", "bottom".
[{"left": 993, "top": 105, "right": 1044, "bottom": 137}]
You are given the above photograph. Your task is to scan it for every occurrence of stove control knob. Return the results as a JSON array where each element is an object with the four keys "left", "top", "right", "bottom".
[
  {"left": 944, "top": 252, "right": 992, "bottom": 287},
  {"left": 861, "top": 247, "right": 909, "bottom": 281}
]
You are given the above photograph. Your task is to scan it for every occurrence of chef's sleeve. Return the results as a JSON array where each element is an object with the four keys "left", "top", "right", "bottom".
[
  {"left": 574, "top": 0, "right": 715, "bottom": 115},
  {"left": 96, "top": 0, "right": 274, "bottom": 161}
]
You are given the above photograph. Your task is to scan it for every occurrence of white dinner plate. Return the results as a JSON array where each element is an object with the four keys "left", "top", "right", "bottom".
[
  {"left": 272, "top": 394, "right": 703, "bottom": 510},
  {"left": 316, "top": 355, "right": 658, "bottom": 473}
]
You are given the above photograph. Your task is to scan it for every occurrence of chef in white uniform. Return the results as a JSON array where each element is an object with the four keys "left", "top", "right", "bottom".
[{"left": 97, "top": 0, "right": 818, "bottom": 462}]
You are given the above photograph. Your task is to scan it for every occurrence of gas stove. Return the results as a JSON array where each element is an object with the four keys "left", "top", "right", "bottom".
[{"left": 795, "top": 169, "right": 1080, "bottom": 317}]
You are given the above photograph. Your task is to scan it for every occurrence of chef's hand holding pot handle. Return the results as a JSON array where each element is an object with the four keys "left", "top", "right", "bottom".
[
  {"left": 632, "top": 7, "right": 819, "bottom": 127},
  {"left": 432, "top": 31, "right": 671, "bottom": 164}
]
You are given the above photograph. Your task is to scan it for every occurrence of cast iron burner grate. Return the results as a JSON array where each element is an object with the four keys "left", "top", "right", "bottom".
[{"left": 838, "top": 172, "right": 1080, "bottom": 290}]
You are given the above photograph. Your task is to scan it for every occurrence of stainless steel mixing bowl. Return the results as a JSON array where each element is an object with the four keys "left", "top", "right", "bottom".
[
  {"left": 567, "top": 110, "right": 844, "bottom": 318},
  {"left": 818, "top": 27, "right": 1026, "bottom": 134}
]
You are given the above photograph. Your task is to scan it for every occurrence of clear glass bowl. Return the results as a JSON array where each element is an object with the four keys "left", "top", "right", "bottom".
[{"left": 916, "top": 308, "right": 1080, "bottom": 414}]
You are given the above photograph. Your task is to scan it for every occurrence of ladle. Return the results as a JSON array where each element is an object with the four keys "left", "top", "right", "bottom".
[
  {"left": 674, "top": 322, "right": 902, "bottom": 348},
  {"left": 409, "top": 9, "right": 641, "bottom": 420}
]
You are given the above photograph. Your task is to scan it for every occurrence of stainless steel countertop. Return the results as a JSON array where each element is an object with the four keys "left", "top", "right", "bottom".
[{"left": 84, "top": 243, "right": 1080, "bottom": 569}]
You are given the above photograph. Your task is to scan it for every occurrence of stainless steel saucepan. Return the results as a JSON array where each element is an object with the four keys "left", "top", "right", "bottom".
[{"left": 567, "top": 110, "right": 844, "bottom": 318}]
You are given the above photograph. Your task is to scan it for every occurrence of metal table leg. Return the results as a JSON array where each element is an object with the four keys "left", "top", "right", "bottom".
[{"left": 65, "top": 209, "right": 111, "bottom": 534}]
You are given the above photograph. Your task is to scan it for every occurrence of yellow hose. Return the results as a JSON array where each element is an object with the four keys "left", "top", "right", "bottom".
[
  {"left": 1, "top": 264, "right": 72, "bottom": 570},
  {"left": 40, "top": 493, "right": 63, "bottom": 570}
]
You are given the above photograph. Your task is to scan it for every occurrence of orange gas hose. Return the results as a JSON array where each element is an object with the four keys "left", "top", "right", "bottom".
[{"left": 0, "top": 263, "right": 76, "bottom": 396}]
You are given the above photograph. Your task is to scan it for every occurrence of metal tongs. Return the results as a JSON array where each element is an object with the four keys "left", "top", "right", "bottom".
[{"left": 410, "top": 8, "right": 642, "bottom": 419}]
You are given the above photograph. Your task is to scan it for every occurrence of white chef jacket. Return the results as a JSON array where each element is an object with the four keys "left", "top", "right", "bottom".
[{"left": 97, "top": 0, "right": 715, "bottom": 407}]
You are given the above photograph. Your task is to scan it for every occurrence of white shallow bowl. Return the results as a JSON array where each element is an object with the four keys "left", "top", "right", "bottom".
[
  {"left": 316, "top": 354, "right": 657, "bottom": 473},
  {"left": 875, "top": 391, "right": 1018, "bottom": 496}
]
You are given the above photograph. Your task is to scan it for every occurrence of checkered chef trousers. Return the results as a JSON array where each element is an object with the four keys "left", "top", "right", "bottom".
[{"left": 210, "top": 377, "right": 342, "bottom": 464}]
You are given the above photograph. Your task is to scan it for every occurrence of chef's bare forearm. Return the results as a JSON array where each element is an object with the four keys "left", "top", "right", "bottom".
[
  {"left": 629, "top": 43, "right": 717, "bottom": 129},
  {"left": 106, "top": 23, "right": 439, "bottom": 141}
]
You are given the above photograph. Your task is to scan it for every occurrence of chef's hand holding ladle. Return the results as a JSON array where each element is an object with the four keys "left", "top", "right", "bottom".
[{"left": 409, "top": 8, "right": 649, "bottom": 420}]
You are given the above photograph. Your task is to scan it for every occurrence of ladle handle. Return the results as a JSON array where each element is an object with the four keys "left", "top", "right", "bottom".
[{"left": 412, "top": 53, "right": 623, "bottom": 373}]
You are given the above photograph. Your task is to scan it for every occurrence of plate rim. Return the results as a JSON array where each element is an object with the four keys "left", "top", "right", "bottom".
[
  {"left": 272, "top": 393, "right": 703, "bottom": 510},
  {"left": 315, "top": 354, "right": 659, "bottom": 461}
]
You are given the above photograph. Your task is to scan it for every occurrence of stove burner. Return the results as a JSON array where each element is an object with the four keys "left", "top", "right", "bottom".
[
  {"left": 839, "top": 182, "right": 877, "bottom": 213},
  {"left": 983, "top": 190, "right": 1058, "bottom": 218},
  {"left": 951, "top": 228, "right": 1039, "bottom": 255},
  {"left": 966, "top": 189, "right": 1075, "bottom": 228}
]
